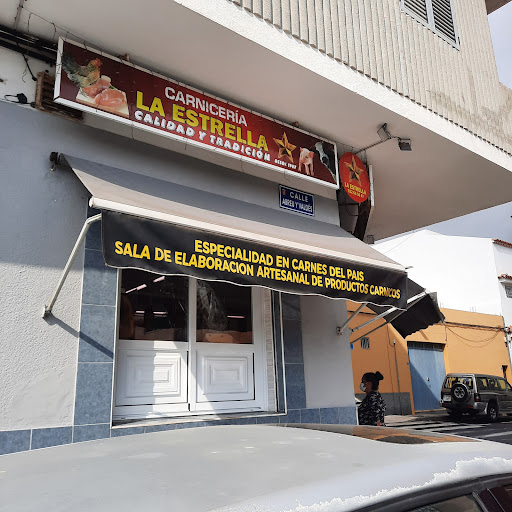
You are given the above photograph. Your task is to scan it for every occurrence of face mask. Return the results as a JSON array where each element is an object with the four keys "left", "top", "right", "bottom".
[{"left": 360, "top": 382, "right": 366, "bottom": 392}]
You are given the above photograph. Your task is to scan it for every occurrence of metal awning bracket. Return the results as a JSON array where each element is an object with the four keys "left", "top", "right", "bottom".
[
  {"left": 337, "top": 303, "right": 367, "bottom": 335},
  {"left": 350, "top": 290, "right": 428, "bottom": 343},
  {"left": 42, "top": 213, "right": 102, "bottom": 318}
]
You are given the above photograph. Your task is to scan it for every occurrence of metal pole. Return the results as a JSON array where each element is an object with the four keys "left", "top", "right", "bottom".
[
  {"left": 42, "top": 214, "right": 102, "bottom": 318},
  {"left": 393, "top": 340, "right": 403, "bottom": 415},
  {"left": 337, "top": 302, "right": 366, "bottom": 335},
  {"left": 351, "top": 291, "right": 426, "bottom": 335}
]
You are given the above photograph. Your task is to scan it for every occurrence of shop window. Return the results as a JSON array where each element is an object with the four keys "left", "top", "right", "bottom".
[
  {"left": 115, "top": 271, "right": 274, "bottom": 420},
  {"left": 505, "top": 285, "right": 512, "bottom": 298},
  {"left": 119, "top": 270, "right": 188, "bottom": 341},
  {"left": 196, "top": 280, "right": 253, "bottom": 344}
]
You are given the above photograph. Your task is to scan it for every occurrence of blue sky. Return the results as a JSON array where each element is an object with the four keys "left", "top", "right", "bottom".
[{"left": 489, "top": 3, "right": 512, "bottom": 88}]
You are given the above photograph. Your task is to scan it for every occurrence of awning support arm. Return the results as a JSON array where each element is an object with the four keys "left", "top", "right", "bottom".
[
  {"left": 42, "top": 213, "right": 102, "bottom": 318},
  {"left": 350, "top": 291, "right": 427, "bottom": 335},
  {"left": 337, "top": 303, "right": 367, "bottom": 335},
  {"left": 351, "top": 291, "right": 428, "bottom": 343}
]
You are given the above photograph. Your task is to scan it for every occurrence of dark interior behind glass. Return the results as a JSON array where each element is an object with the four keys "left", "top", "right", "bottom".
[
  {"left": 119, "top": 270, "right": 188, "bottom": 341},
  {"left": 196, "top": 280, "right": 252, "bottom": 343}
]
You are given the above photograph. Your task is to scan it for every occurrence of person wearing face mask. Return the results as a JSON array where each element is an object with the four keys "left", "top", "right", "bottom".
[{"left": 357, "top": 371, "right": 386, "bottom": 426}]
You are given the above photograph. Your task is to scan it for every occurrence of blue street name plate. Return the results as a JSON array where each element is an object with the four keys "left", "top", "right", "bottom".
[{"left": 279, "top": 185, "right": 314, "bottom": 217}]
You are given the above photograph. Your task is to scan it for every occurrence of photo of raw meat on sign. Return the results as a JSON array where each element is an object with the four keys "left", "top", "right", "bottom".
[{"left": 61, "top": 53, "right": 129, "bottom": 118}]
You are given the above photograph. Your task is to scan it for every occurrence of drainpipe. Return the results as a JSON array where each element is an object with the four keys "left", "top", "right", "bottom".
[
  {"left": 393, "top": 340, "right": 403, "bottom": 415},
  {"left": 505, "top": 325, "right": 512, "bottom": 380}
]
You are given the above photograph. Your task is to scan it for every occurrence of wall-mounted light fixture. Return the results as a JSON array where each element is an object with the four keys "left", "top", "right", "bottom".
[
  {"left": 357, "top": 123, "right": 412, "bottom": 154},
  {"left": 398, "top": 138, "right": 412, "bottom": 151},
  {"left": 377, "top": 123, "right": 392, "bottom": 142}
]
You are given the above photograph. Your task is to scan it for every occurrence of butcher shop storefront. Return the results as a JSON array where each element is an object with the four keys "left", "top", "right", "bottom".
[
  {"left": 31, "top": 38, "right": 424, "bottom": 438},
  {"left": 44, "top": 150, "right": 408, "bottom": 424}
]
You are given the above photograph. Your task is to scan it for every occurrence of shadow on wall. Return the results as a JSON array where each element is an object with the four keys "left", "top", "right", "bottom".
[{"left": 44, "top": 315, "right": 79, "bottom": 339}]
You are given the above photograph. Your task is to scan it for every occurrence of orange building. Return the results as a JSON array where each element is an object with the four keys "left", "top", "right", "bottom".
[{"left": 350, "top": 303, "right": 510, "bottom": 415}]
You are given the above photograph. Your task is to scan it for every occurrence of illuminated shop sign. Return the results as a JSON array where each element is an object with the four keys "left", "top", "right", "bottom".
[{"left": 55, "top": 38, "right": 339, "bottom": 188}]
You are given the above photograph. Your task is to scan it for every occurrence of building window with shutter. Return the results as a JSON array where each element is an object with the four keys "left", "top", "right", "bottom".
[{"left": 401, "top": 0, "right": 459, "bottom": 48}]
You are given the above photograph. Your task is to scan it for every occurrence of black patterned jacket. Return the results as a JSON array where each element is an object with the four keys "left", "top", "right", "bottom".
[{"left": 358, "top": 391, "right": 386, "bottom": 426}]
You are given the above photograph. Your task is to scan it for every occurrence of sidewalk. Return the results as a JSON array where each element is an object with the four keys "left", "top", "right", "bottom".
[{"left": 385, "top": 409, "right": 447, "bottom": 426}]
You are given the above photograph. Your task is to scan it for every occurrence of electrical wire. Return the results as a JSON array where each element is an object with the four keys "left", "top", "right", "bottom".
[
  {"left": 19, "top": 46, "right": 36, "bottom": 81},
  {"left": 445, "top": 326, "right": 500, "bottom": 344},
  {"left": 378, "top": 230, "right": 418, "bottom": 254}
]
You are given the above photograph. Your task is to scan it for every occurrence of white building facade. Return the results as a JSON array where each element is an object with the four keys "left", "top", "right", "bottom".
[
  {"left": 1, "top": 0, "right": 511, "bottom": 453},
  {"left": 376, "top": 231, "right": 512, "bottom": 363}
]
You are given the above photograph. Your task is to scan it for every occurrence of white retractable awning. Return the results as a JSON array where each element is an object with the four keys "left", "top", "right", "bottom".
[
  {"left": 43, "top": 153, "right": 413, "bottom": 317},
  {"left": 43, "top": 154, "right": 444, "bottom": 338},
  {"left": 62, "top": 154, "right": 404, "bottom": 273}
]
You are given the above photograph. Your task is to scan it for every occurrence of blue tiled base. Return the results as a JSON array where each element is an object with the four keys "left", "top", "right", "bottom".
[
  {"left": 0, "top": 406, "right": 357, "bottom": 454},
  {"left": 31, "top": 427, "right": 72, "bottom": 450},
  {"left": 279, "top": 407, "right": 357, "bottom": 425},
  {"left": 0, "top": 430, "right": 30, "bottom": 455},
  {"left": 73, "top": 424, "right": 111, "bottom": 443}
]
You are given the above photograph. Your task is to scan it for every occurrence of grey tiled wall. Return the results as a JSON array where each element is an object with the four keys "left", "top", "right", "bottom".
[
  {"left": 74, "top": 213, "right": 116, "bottom": 431},
  {"left": 281, "top": 294, "right": 307, "bottom": 410}
]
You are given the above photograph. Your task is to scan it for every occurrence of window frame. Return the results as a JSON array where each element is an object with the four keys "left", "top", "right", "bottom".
[
  {"left": 401, "top": 0, "right": 460, "bottom": 50},
  {"left": 113, "top": 271, "right": 276, "bottom": 421}
]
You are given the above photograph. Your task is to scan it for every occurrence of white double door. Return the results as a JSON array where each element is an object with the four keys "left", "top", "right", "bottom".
[{"left": 114, "top": 280, "right": 267, "bottom": 420}]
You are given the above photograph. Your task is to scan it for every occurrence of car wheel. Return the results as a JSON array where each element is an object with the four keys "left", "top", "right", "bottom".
[
  {"left": 451, "top": 383, "right": 469, "bottom": 403},
  {"left": 487, "top": 402, "right": 499, "bottom": 422}
]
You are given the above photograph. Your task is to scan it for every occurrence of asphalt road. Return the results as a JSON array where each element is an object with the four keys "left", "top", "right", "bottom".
[{"left": 387, "top": 410, "right": 512, "bottom": 444}]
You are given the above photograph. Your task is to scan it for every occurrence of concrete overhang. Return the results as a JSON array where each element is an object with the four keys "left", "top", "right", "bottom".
[
  {"left": 3, "top": 0, "right": 512, "bottom": 240},
  {"left": 486, "top": 0, "right": 512, "bottom": 14}
]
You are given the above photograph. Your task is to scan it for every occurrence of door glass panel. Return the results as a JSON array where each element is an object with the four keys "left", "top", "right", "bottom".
[
  {"left": 487, "top": 378, "right": 498, "bottom": 391},
  {"left": 196, "top": 280, "right": 252, "bottom": 344},
  {"left": 119, "top": 270, "right": 188, "bottom": 341},
  {"left": 476, "top": 377, "right": 488, "bottom": 390},
  {"left": 497, "top": 378, "right": 507, "bottom": 391},
  {"left": 408, "top": 494, "right": 481, "bottom": 511},
  {"left": 503, "top": 484, "right": 512, "bottom": 497}
]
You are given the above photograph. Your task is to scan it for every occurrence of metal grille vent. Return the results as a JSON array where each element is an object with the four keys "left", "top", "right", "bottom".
[
  {"left": 402, "top": 0, "right": 458, "bottom": 47},
  {"left": 34, "top": 72, "right": 83, "bottom": 121},
  {"left": 404, "top": 0, "right": 428, "bottom": 23},
  {"left": 432, "top": 0, "right": 456, "bottom": 43}
]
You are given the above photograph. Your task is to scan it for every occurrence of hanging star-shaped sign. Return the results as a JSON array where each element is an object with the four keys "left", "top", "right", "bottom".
[
  {"left": 273, "top": 132, "right": 296, "bottom": 163},
  {"left": 346, "top": 156, "right": 364, "bottom": 185}
]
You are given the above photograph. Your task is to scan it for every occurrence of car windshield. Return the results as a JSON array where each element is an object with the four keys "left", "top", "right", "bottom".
[{"left": 444, "top": 376, "right": 474, "bottom": 389}]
